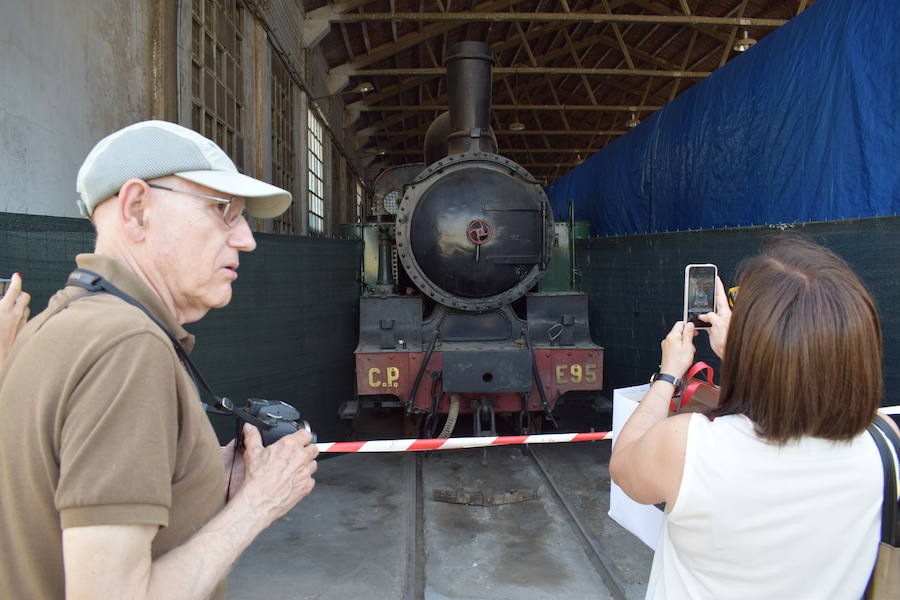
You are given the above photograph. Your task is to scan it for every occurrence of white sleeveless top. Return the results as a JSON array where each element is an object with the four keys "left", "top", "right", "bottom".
[{"left": 646, "top": 413, "right": 887, "bottom": 600}]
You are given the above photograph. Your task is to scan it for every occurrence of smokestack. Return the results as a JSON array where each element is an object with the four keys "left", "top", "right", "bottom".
[{"left": 444, "top": 41, "right": 498, "bottom": 155}]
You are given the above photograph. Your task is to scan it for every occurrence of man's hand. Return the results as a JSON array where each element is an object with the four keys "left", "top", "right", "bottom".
[
  {"left": 221, "top": 439, "right": 245, "bottom": 501},
  {"left": 234, "top": 424, "right": 318, "bottom": 530},
  {"left": 64, "top": 426, "right": 318, "bottom": 600},
  {"left": 0, "top": 273, "right": 30, "bottom": 365},
  {"left": 698, "top": 275, "right": 731, "bottom": 359}
]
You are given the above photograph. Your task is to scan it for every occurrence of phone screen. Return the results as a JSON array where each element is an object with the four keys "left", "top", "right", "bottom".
[{"left": 685, "top": 265, "right": 716, "bottom": 328}]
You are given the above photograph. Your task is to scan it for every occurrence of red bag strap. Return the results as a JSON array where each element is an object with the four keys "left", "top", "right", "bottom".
[
  {"left": 670, "top": 361, "right": 715, "bottom": 413},
  {"left": 685, "top": 361, "right": 713, "bottom": 384}
]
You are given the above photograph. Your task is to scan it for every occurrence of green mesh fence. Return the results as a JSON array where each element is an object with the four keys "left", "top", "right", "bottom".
[
  {"left": 0, "top": 213, "right": 360, "bottom": 442},
  {"left": 578, "top": 217, "right": 900, "bottom": 407},
  {"left": 7, "top": 211, "right": 897, "bottom": 432}
]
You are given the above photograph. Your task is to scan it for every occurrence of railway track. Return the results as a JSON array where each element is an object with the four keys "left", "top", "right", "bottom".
[
  {"left": 399, "top": 445, "right": 642, "bottom": 600},
  {"left": 229, "top": 442, "right": 650, "bottom": 599}
]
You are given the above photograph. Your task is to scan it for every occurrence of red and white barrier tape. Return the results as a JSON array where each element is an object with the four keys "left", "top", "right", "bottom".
[
  {"left": 315, "top": 406, "right": 900, "bottom": 453},
  {"left": 316, "top": 431, "right": 613, "bottom": 453}
]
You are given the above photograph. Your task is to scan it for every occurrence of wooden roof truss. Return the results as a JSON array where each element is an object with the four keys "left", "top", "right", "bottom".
[{"left": 303, "top": 0, "right": 815, "bottom": 181}]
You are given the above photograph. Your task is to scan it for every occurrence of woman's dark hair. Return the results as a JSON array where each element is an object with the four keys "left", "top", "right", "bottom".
[{"left": 710, "top": 236, "right": 882, "bottom": 443}]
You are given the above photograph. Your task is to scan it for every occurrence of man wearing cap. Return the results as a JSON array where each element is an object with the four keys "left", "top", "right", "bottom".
[{"left": 0, "top": 121, "right": 318, "bottom": 599}]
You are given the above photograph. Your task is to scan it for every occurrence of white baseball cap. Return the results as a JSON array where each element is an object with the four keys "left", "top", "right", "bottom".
[{"left": 76, "top": 120, "right": 291, "bottom": 218}]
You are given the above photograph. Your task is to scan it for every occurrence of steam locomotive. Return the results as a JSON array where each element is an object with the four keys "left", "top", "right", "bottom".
[{"left": 341, "top": 41, "right": 603, "bottom": 437}]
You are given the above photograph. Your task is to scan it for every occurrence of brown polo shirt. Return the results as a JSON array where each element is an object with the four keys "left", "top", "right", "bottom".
[{"left": 0, "top": 254, "right": 226, "bottom": 598}]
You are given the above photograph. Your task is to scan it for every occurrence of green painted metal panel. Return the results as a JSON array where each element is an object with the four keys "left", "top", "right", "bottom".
[
  {"left": 573, "top": 221, "right": 591, "bottom": 239},
  {"left": 541, "top": 221, "right": 592, "bottom": 292},
  {"left": 352, "top": 223, "right": 396, "bottom": 296},
  {"left": 540, "top": 223, "right": 574, "bottom": 292},
  {"left": 339, "top": 223, "right": 364, "bottom": 240}
]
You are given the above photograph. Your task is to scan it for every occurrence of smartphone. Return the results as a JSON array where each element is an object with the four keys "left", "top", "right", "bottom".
[
  {"left": 0, "top": 278, "right": 11, "bottom": 297},
  {"left": 683, "top": 264, "right": 717, "bottom": 329}
]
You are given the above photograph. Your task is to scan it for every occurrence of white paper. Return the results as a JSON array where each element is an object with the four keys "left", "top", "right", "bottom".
[{"left": 608, "top": 383, "right": 665, "bottom": 550}]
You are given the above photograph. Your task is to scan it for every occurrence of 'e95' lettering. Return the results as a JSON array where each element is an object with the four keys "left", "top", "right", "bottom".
[
  {"left": 368, "top": 367, "right": 400, "bottom": 388},
  {"left": 555, "top": 363, "right": 598, "bottom": 384}
]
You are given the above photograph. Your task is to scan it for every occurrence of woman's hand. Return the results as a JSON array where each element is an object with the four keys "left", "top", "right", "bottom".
[
  {"left": 660, "top": 321, "right": 696, "bottom": 379},
  {"left": 698, "top": 275, "right": 731, "bottom": 359}
]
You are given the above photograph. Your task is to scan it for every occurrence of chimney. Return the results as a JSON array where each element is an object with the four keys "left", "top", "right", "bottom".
[{"left": 444, "top": 41, "right": 498, "bottom": 155}]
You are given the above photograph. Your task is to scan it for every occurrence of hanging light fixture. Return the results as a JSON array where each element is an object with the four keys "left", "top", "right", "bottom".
[
  {"left": 352, "top": 81, "right": 375, "bottom": 94},
  {"left": 310, "top": 81, "right": 375, "bottom": 101},
  {"left": 353, "top": 148, "right": 387, "bottom": 159},
  {"left": 733, "top": 30, "right": 757, "bottom": 52},
  {"left": 625, "top": 112, "right": 640, "bottom": 129},
  {"left": 509, "top": 112, "right": 526, "bottom": 131},
  {"left": 508, "top": 70, "right": 526, "bottom": 131}
]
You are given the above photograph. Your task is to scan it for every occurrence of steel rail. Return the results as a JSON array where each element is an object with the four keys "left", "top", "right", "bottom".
[
  {"left": 403, "top": 452, "right": 425, "bottom": 600},
  {"left": 526, "top": 446, "right": 630, "bottom": 600}
]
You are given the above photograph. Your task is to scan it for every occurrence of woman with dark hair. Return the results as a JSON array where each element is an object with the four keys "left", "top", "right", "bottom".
[{"left": 610, "top": 237, "right": 899, "bottom": 599}]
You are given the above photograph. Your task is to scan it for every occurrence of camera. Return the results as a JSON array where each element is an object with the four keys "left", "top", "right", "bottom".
[{"left": 246, "top": 398, "right": 316, "bottom": 447}]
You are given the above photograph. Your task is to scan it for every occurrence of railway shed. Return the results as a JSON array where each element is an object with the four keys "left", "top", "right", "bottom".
[{"left": 2, "top": 0, "right": 899, "bottom": 598}]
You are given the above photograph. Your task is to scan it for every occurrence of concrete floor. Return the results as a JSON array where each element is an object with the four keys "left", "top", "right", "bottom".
[
  {"left": 422, "top": 446, "right": 612, "bottom": 600},
  {"left": 228, "top": 436, "right": 653, "bottom": 600},
  {"left": 228, "top": 452, "right": 413, "bottom": 599},
  {"left": 530, "top": 443, "right": 654, "bottom": 599}
]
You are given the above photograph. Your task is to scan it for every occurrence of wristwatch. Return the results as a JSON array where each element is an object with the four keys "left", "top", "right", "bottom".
[{"left": 650, "top": 371, "right": 683, "bottom": 395}]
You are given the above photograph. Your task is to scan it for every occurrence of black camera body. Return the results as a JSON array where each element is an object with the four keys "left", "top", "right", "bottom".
[{"left": 246, "top": 398, "right": 315, "bottom": 447}]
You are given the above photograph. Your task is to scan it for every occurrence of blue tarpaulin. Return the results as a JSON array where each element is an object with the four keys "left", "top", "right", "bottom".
[{"left": 546, "top": 0, "right": 900, "bottom": 236}]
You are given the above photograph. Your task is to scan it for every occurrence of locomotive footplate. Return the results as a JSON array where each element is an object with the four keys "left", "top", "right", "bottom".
[{"left": 353, "top": 347, "right": 603, "bottom": 416}]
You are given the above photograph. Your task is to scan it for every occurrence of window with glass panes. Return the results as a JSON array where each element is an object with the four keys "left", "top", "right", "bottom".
[
  {"left": 271, "top": 56, "right": 295, "bottom": 234},
  {"left": 307, "top": 109, "right": 325, "bottom": 234},
  {"left": 190, "top": 0, "right": 244, "bottom": 168}
]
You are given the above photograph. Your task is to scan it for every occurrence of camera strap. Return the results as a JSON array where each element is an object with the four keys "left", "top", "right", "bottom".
[{"left": 66, "top": 268, "right": 270, "bottom": 431}]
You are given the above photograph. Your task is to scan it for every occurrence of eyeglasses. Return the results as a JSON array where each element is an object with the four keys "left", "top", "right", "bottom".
[
  {"left": 146, "top": 183, "right": 248, "bottom": 227},
  {"left": 727, "top": 286, "right": 740, "bottom": 308}
]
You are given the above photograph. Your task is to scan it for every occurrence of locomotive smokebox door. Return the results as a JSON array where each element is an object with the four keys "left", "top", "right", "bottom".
[
  {"left": 442, "top": 349, "right": 533, "bottom": 393},
  {"left": 396, "top": 159, "right": 551, "bottom": 312}
]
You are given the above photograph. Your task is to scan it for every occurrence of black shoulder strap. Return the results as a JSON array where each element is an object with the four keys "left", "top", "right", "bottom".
[
  {"left": 868, "top": 418, "right": 900, "bottom": 546},
  {"left": 66, "top": 268, "right": 269, "bottom": 430}
]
